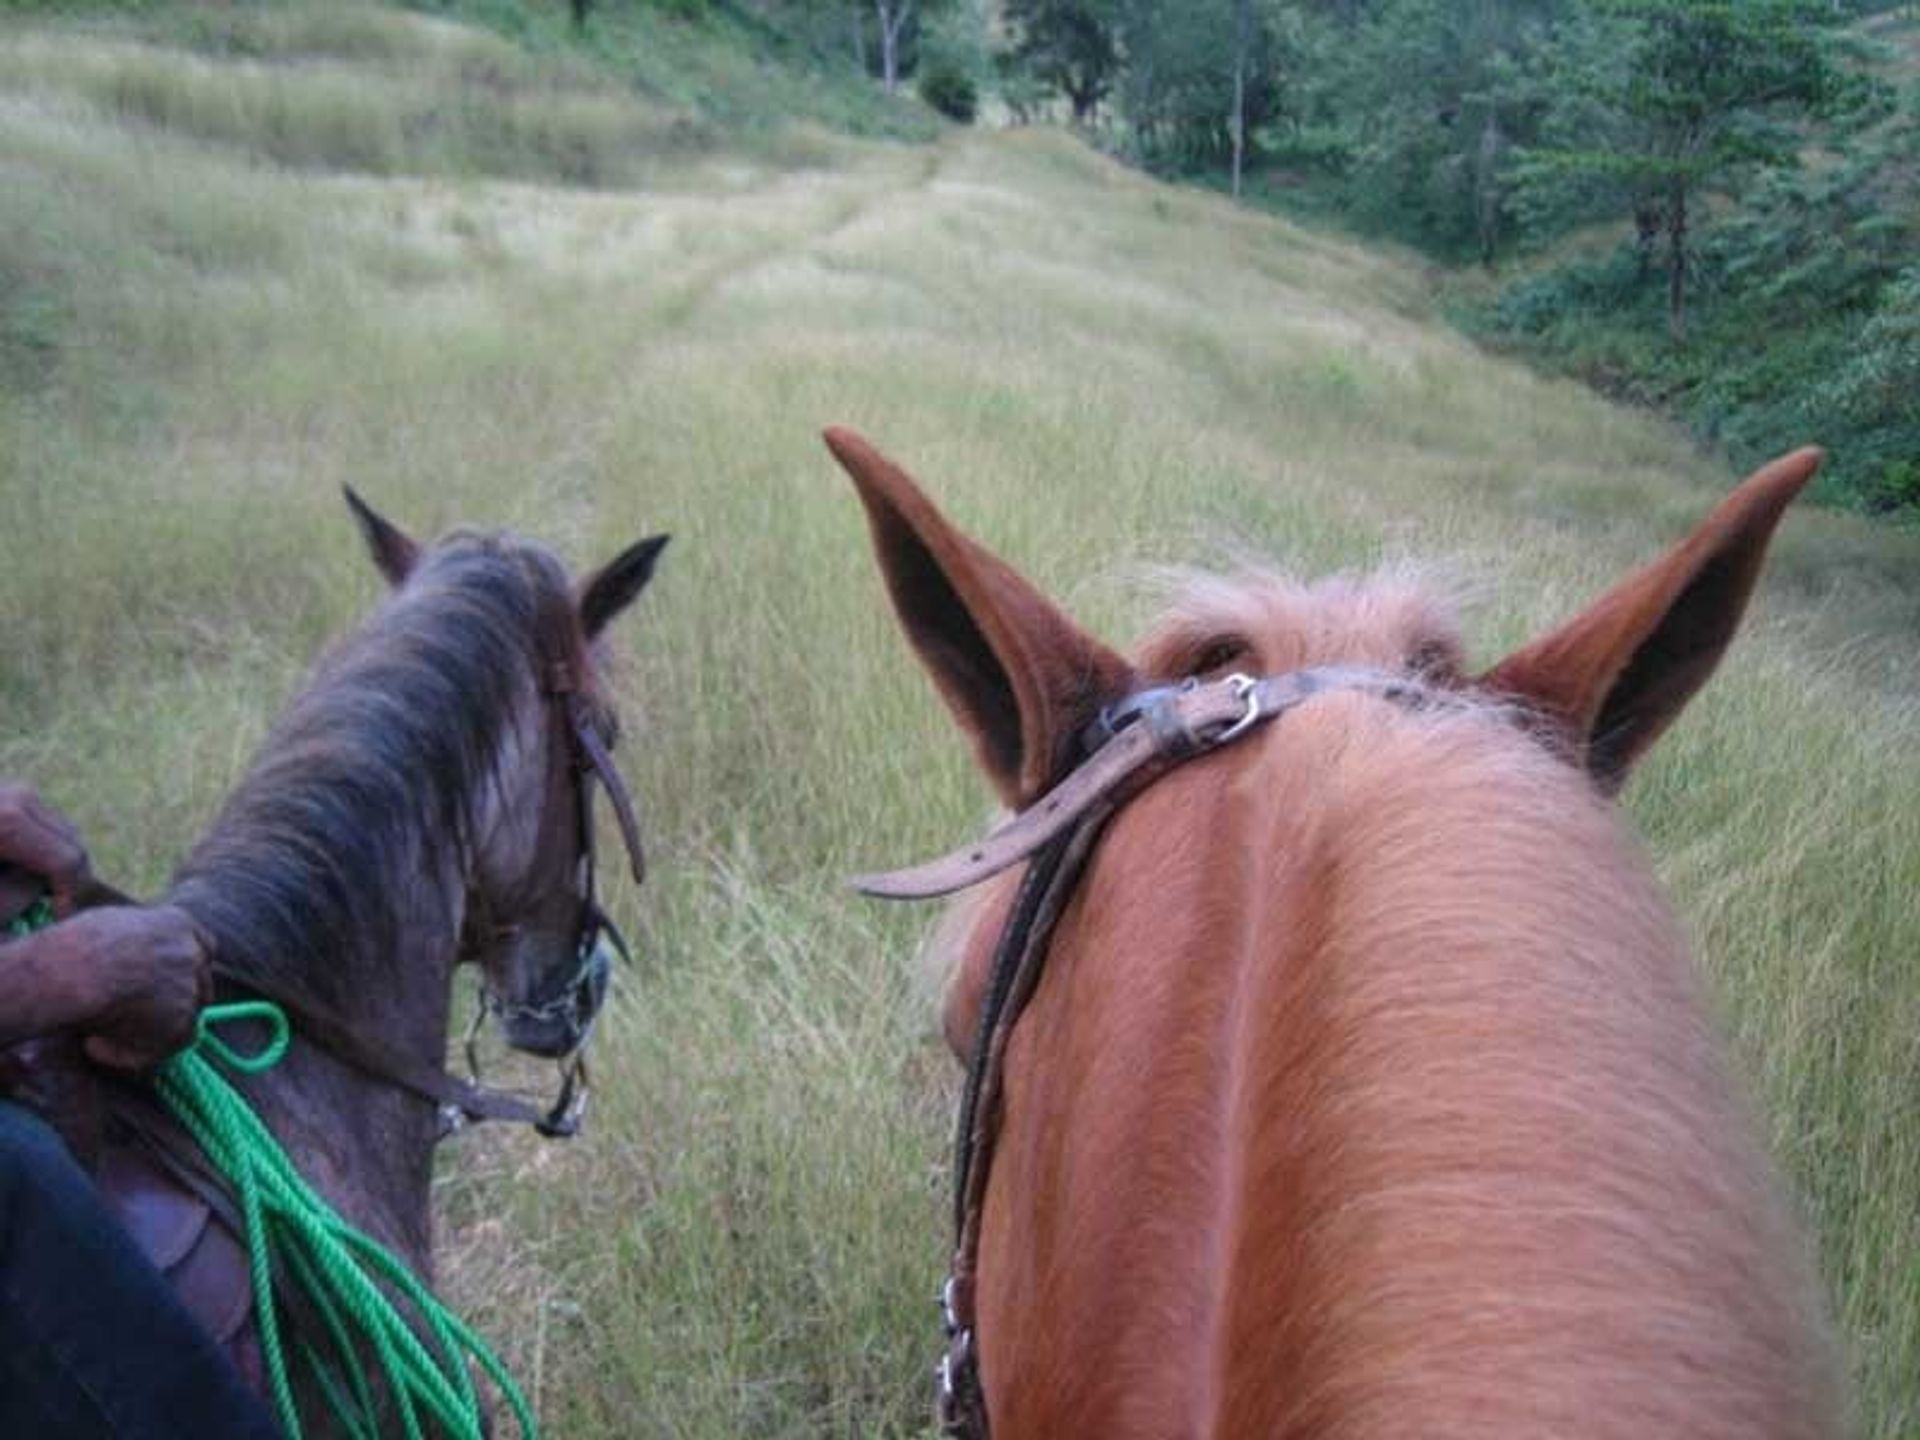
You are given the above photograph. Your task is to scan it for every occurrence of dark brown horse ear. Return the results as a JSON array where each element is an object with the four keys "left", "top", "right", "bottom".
[
  {"left": 1480, "top": 447, "right": 1822, "bottom": 794},
  {"left": 578, "top": 534, "right": 669, "bottom": 639},
  {"left": 824, "top": 426, "right": 1133, "bottom": 809},
  {"left": 341, "top": 486, "right": 420, "bottom": 587}
]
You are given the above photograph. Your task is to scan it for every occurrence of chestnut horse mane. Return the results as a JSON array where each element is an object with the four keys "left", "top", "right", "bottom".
[
  {"left": 1135, "top": 565, "right": 1464, "bottom": 681},
  {"left": 168, "top": 533, "right": 587, "bottom": 1019}
]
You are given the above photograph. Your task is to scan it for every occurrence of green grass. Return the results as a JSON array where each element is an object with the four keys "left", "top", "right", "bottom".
[
  {"left": 394, "top": 0, "right": 942, "bottom": 144},
  {"left": 1861, "top": 10, "right": 1920, "bottom": 79},
  {"left": 2, "top": 6, "right": 1917, "bottom": 1436},
  {"left": 0, "top": 0, "right": 937, "bottom": 188},
  {"left": 0, "top": 19, "right": 709, "bottom": 185}
]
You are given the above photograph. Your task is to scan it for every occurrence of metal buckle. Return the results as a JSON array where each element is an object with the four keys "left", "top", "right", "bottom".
[
  {"left": 1210, "top": 673, "right": 1263, "bottom": 746},
  {"left": 934, "top": 1328, "right": 973, "bottom": 1434},
  {"left": 936, "top": 1350, "right": 957, "bottom": 1424}
]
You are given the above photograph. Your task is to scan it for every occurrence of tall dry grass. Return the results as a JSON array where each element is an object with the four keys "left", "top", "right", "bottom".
[{"left": 1, "top": 7, "right": 1915, "bottom": 1436}]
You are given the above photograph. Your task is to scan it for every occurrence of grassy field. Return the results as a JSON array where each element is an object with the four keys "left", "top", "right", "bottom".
[{"left": 2, "top": 5, "right": 1917, "bottom": 1436}]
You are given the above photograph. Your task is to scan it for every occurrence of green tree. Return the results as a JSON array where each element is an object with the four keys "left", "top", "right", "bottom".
[
  {"left": 1113, "top": 0, "right": 1295, "bottom": 174},
  {"left": 1818, "top": 265, "right": 1920, "bottom": 510},
  {"left": 919, "top": 0, "right": 988, "bottom": 119},
  {"left": 847, "top": 0, "right": 965, "bottom": 94},
  {"left": 1328, "top": 0, "right": 1569, "bottom": 262},
  {"left": 874, "top": 0, "right": 915, "bottom": 93},
  {"left": 1231, "top": 0, "right": 1254, "bottom": 195},
  {"left": 1003, "top": 0, "right": 1120, "bottom": 122},
  {"left": 1524, "top": 0, "right": 1847, "bottom": 342}
]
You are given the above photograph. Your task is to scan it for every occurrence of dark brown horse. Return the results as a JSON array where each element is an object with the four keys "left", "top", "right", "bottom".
[
  {"left": 95, "top": 492, "right": 666, "bottom": 1429},
  {"left": 828, "top": 428, "right": 1843, "bottom": 1439}
]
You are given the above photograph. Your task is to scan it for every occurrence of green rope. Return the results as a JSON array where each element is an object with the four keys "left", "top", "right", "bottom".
[
  {"left": 4, "top": 898, "right": 539, "bottom": 1437},
  {"left": 6, "top": 895, "right": 55, "bottom": 940},
  {"left": 155, "top": 1001, "right": 540, "bottom": 1440}
]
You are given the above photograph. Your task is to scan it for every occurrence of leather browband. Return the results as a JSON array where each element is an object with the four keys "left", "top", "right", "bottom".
[{"left": 856, "top": 666, "right": 1424, "bottom": 901}]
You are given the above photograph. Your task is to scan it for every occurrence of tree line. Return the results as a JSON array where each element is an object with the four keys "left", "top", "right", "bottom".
[
  {"left": 567, "top": 1, "right": 989, "bottom": 111},
  {"left": 564, "top": 1, "right": 1913, "bottom": 510},
  {"left": 991, "top": 0, "right": 1917, "bottom": 512}
]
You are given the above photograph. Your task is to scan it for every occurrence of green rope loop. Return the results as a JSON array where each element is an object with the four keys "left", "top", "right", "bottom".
[
  {"left": 190, "top": 1000, "right": 289, "bottom": 1072},
  {"left": 158, "top": 1002, "right": 539, "bottom": 1440},
  {"left": 6, "top": 895, "right": 55, "bottom": 939}
]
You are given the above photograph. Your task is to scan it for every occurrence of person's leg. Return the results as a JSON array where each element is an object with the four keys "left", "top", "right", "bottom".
[{"left": 0, "top": 1100, "right": 281, "bottom": 1438}]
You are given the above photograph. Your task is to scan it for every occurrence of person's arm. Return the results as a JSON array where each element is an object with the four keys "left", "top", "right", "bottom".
[
  {"left": 0, "top": 907, "right": 209, "bottom": 1068},
  {"left": 0, "top": 784, "right": 209, "bottom": 1071}
]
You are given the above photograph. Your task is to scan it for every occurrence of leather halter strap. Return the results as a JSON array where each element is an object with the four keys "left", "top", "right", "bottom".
[
  {"left": 546, "top": 659, "right": 647, "bottom": 888},
  {"left": 205, "top": 962, "right": 565, "bottom": 1133},
  {"left": 868, "top": 665, "right": 1427, "bottom": 1439},
  {"left": 858, "top": 665, "right": 1422, "bottom": 900}
]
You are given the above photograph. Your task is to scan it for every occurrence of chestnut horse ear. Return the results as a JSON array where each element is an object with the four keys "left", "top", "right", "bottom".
[
  {"left": 341, "top": 485, "right": 420, "bottom": 587},
  {"left": 578, "top": 534, "right": 670, "bottom": 639},
  {"left": 1480, "top": 447, "right": 1822, "bottom": 794},
  {"left": 824, "top": 426, "right": 1133, "bottom": 809}
]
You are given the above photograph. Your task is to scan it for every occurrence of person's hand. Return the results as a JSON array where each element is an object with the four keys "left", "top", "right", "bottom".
[
  {"left": 59, "top": 905, "right": 212, "bottom": 1071},
  {"left": 0, "top": 783, "right": 92, "bottom": 922}
]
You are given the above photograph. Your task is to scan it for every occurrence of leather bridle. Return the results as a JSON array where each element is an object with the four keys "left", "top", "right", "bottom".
[
  {"left": 451, "top": 659, "right": 645, "bottom": 1139},
  {"left": 211, "top": 652, "right": 648, "bottom": 1143},
  {"left": 857, "top": 666, "right": 1428, "bottom": 1439}
]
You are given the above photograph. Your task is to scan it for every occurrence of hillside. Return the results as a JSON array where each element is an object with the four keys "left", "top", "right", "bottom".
[{"left": 2, "top": 5, "right": 1916, "bottom": 1435}]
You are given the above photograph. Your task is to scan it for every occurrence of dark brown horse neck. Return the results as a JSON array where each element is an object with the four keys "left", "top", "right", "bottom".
[
  {"left": 200, "top": 895, "right": 466, "bottom": 1270},
  {"left": 162, "top": 543, "right": 576, "bottom": 1269},
  {"left": 88, "top": 536, "right": 602, "bottom": 1428}
]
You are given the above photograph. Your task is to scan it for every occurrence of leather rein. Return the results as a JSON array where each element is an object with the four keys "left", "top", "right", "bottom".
[{"left": 856, "top": 666, "right": 1426, "bottom": 1438}]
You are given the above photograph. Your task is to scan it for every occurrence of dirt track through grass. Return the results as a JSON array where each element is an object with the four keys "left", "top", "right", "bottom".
[{"left": 3, "top": 7, "right": 1917, "bottom": 1435}]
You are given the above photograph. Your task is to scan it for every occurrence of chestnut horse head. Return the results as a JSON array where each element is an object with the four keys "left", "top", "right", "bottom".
[{"left": 827, "top": 428, "right": 1841, "bottom": 1439}]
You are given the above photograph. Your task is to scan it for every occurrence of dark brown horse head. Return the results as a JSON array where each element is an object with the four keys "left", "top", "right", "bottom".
[
  {"left": 150, "top": 491, "right": 668, "bottom": 1424},
  {"left": 338, "top": 488, "right": 667, "bottom": 1059},
  {"left": 827, "top": 428, "right": 1841, "bottom": 1437}
]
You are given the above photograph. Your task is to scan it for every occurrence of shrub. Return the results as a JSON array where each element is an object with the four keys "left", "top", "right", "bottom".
[{"left": 918, "top": 62, "right": 977, "bottom": 124}]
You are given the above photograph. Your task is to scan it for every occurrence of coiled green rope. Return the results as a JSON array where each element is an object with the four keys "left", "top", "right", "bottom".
[
  {"left": 5, "top": 895, "right": 55, "bottom": 940},
  {"left": 156, "top": 1001, "right": 539, "bottom": 1440},
  {"left": 4, "top": 899, "right": 535, "bottom": 1436}
]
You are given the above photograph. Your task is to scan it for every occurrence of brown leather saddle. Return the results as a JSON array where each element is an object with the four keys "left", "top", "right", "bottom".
[
  {"left": 101, "top": 1090, "right": 268, "bottom": 1394},
  {"left": 0, "top": 1039, "right": 266, "bottom": 1396}
]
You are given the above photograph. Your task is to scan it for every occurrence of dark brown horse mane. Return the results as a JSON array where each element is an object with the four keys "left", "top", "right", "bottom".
[{"left": 169, "top": 532, "right": 582, "bottom": 1017}]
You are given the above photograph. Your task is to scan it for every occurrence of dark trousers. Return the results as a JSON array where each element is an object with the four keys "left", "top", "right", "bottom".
[{"left": 0, "top": 1100, "right": 282, "bottom": 1438}]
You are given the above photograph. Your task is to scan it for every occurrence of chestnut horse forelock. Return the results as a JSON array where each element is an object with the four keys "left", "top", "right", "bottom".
[{"left": 826, "top": 428, "right": 1842, "bottom": 1440}]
